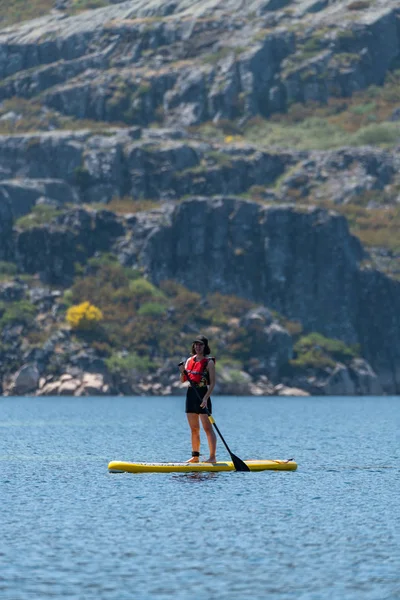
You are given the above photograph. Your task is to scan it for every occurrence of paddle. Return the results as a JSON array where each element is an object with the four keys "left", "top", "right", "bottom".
[{"left": 182, "top": 368, "right": 250, "bottom": 472}]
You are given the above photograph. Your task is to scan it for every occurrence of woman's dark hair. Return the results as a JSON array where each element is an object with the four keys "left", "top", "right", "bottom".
[
  {"left": 191, "top": 342, "right": 211, "bottom": 355},
  {"left": 191, "top": 335, "right": 210, "bottom": 356}
]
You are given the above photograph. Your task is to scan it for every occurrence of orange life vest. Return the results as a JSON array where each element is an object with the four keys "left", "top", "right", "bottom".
[{"left": 184, "top": 356, "right": 215, "bottom": 387}]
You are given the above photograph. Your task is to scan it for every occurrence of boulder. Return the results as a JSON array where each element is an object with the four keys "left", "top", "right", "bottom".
[
  {"left": 58, "top": 379, "right": 80, "bottom": 395},
  {"left": 37, "top": 380, "right": 62, "bottom": 396},
  {"left": 77, "top": 373, "right": 109, "bottom": 396},
  {"left": 262, "top": 323, "right": 293, "bottom": 381},
  {"left": 217, "top": 367, "right": 252, "bottom": 395},
  {"left": 9, "top": 364, "right": 40, "bottom": 395},
  {"left": 317, "top": 364, "right": 356, "bottom": 396},
  {"left": 0, "top": 281, "right": 27, "bottom": 302},
  {"left": 349, "top": 358, "right": 383, "bottom": 396},
  {"left": 274, "top": 384, "right": 310, "bottom": 396}
]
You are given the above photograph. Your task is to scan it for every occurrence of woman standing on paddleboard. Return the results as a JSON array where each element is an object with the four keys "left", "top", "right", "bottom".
[{"left": 179, "top": 335, "right": 217, "bottom": 463}]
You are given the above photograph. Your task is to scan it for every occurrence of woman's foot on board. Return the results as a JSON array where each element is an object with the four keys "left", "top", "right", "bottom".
[
  {"left": 186, "top": 451, "right": 200, "bottom": 463},
  {"left": 203, "top": 457, "right": 217, "bottom": 464}
]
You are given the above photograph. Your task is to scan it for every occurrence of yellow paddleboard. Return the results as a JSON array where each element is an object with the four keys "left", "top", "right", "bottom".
[{"left": 108, "top": 459, "right": 297, "bottom": 473}]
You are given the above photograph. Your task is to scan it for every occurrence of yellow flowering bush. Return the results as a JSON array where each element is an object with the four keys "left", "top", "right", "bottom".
[
  {"left": 224, "top": 135, "right": 243, "bottom": 144},
  {"left": 66, "top": 301, "right": 103, "bottom": 331}
]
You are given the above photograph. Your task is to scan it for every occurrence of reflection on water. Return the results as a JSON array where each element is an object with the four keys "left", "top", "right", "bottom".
[{"left": 172, "top": 471, "right": 220, "bottom": 483}]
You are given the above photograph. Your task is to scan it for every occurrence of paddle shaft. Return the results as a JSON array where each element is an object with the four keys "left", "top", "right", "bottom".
[{"left": 182, "top": 368, "right": 250, "bottom": 472}]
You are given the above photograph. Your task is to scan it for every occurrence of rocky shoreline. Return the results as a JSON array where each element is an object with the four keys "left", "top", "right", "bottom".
[{"left": 2, "top": 351, "right": 382, "bottom": 399}]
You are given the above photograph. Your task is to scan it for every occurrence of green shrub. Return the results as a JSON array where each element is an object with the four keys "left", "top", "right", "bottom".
[
  {"left": 244, "top": 115, "right": 348, "bottom": 151},
  {"left": 137, "top": 302, "right": 167, "bottom": 317},
  {"left": 15, "top": 205, "right": 63, "bottom": 230},
  {"left": 129, "top": 278, "right": 166, "bottom": 304},
  {"left": 290, "top": 348, "right": 336, "bottom": 370},
  {"left": 167, "top": 287, "right": 201, "bottom": 317},
  {"left": 291, "top": 332, "right": 359, "bottom": 370},
  {"left": 86, "top": 253, "right": 140, "bottom": 280},
  {"left": 352, "top": 123, "right": 400, "bottom": 146},
  {"left": 203, "top": 292, "right": 253, "bottom": 326},
  {"left": 217, "top": 358, "right": 244, "bottom": 370},
  {"left": 87, "top": 253, "right": 119, "bottom": 270},
  {"left": 0, "top": 261, "right": 18, "bottom": 282},
  {"left": 350, "top": 102, "right": 376, "bottom": 116},
  {"left": 206, "top": 293, "right": 253, "bottom": 318},
  {"left": 0, "top": 261, "right": 18, "bottom": 276},
  {"left": 0, "top": 300, "right": 37, "bottom": 328},
  {"left": 220, "top": 368, "right": 249, "bottom": 384},
  {"left": 272, "top": 311, "right": 303, "bottom": 336},
  {"left": 105, "top": 352, "right": 154, "bottom": 375},
  {"left": 159, "top": 280, "right": 185, "bottom": 297},
  {"left": 91, "top": 340, "right": 112, "bottom": 357},
  {"left": 71, "top": 263, "right": 132, "bottom": 304},
  {"left": 62, "top": 289, "right": 74, "bottom": 307}
]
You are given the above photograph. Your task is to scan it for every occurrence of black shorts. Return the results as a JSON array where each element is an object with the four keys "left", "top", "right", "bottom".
[{"left": 185, "top": 386, "right": 212, "bottom": 415}]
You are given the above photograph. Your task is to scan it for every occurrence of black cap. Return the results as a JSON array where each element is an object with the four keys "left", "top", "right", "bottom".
[{"left": 193, "top": 335, "right": 208, "bottom": 346}]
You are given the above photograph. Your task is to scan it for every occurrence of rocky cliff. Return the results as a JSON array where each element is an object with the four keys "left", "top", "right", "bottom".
[
  {"left": 1, "top": 0, "right": 399, "bottom": 125},
  {"left": 0, "top": 0, "right": 399, "bottom": 396},
  {"left": 1, "top": 197, "right": 398, "bottom": 394}
]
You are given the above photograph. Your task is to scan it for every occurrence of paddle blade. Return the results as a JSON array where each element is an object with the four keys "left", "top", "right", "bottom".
[{"left": 231, "top": 453, "right": 250, "bottom": 472}]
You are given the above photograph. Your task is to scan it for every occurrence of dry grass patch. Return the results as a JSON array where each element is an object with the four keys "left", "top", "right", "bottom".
[
  {"left": 67, "top": 0, "right": 109, "bottom": 14},
  {"left": 0, "top": 98, "right": 127, "bottom": 134},
  {"left": 0, "top": 0, "right": 54, "bottom": 27},
  {"left": 241, "top": 70, "right": 400, "bottom": 150},
  {"left": 322, "top": 201, "right": 400, "bottom": 253},
  {"left": 89, "top": 197, "right": 161, "bottom": 214}
]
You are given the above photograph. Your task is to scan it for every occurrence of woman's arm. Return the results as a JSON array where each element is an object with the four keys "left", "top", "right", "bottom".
[
  {"left": 200, "top": 359, "right": 215, "bottom": 407},
  {"left": 179, "top": 359, "right": 188, "bottom": 382}
]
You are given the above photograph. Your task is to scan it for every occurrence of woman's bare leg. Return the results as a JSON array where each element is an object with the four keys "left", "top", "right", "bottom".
[
  {"left": 200, "top": 414, "right": 217, "bottom": 463},
  {"left": 186, "top": 413, "right": 200, "bottom": 462}
]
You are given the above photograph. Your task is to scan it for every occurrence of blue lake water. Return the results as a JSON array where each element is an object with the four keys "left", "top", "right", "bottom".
[{"left": 0, "top": 395, "right": 399, "bottom": 600}]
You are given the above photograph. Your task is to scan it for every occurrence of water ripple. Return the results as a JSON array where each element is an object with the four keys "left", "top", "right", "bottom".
[{"left": 0, "top": 395, "right": 399, "bottom": 600}]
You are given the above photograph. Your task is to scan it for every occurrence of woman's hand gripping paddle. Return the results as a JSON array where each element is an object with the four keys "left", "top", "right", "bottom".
[{"left": 183, "top": 368, "right": 250, "bottom": 472}]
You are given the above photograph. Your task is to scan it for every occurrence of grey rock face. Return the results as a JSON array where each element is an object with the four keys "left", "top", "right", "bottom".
[
  {"left": 239, "top": 308, "right": 293, "bottom": 381},
  {"left": 0, "top": 133, "right": 85, "bottom": 182},
  {"left": 135, "top": 197, "right": 399, "bottom": 392},
  {"left": 15, "top": 208, "right": 124, "bottom": 284},
  {"left": 291, "top": 357, "right": 384, "bottom": 396},
  {"left": 0, "top": 130, "right": 296, "bottom": 205},
  {"left": 1, "top": 129, "right": 397, "bottom": 211},
  {"left": 0, "top": 179, "right": 78, "bottom": 218},
  {"left": 0, "top": 187, "right": 14, "bottom": 260},
  {"left": 349, "top": 358, "right": 383, "bottom": 396},
  {"left": 0, "top": 0, "right": 398, "bottom": 127}
]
